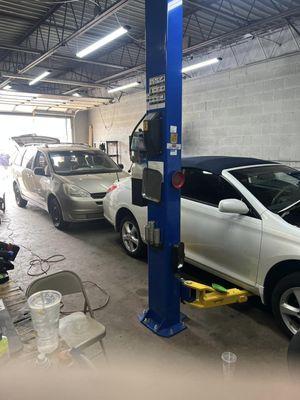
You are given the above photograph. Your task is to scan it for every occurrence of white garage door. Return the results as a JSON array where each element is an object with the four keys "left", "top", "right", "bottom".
[{"left": 0, "top": 114, "right": 72, "bottom": 154}]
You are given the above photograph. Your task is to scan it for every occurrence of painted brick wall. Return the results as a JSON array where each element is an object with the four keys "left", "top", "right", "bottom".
[{"left": 88, "top": 53, "right": 300, "bottom": 170}]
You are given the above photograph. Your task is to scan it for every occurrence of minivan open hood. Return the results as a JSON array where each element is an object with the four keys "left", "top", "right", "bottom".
[{"left": 11, "top": 134, "right": 60, "bottom": 146}]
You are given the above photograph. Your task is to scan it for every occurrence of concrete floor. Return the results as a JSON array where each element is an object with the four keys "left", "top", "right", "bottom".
[{"left": 0, "top": 183, "right": 289, "bottom": 377}]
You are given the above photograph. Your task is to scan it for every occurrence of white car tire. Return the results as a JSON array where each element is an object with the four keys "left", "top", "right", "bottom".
[
  {"left": 272, "top": 272, "right": 300, "bottom": 337},
  {"left": 120, "top": 214, "right": 146, "bottom": 259}
]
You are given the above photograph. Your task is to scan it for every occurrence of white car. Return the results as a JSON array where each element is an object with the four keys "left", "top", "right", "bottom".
[{"left": 104, "top": 156, "right": 300, "bottom": 337}]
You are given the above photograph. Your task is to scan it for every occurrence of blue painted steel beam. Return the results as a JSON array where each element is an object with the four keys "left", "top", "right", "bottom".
[{"left": 139, "top": 0, "right": 185, "bottom": 337}]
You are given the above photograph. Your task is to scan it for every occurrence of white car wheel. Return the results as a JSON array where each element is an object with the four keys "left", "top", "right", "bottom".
[
  {"left": 120, "top": 215, "right": 146, "bottom": 258},
  {"left": 272, "top": 272, "right": 300, "bottom": 337},
  {"left": 280, "top": 288, "right": 300, "bottom": 335}
]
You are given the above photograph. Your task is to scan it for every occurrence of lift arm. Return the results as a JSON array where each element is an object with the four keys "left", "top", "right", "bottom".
[{"left": 181, "top": 279, "right": 251, "bottom": 309}]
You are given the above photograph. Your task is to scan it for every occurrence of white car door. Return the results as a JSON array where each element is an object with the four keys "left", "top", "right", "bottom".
[{"left": 181, "top": 168, "right": 262, "bottom": 287}]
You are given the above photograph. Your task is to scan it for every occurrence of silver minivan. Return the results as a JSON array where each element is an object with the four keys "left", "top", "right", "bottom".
[{"left": 12, "top": 137, "right": 128, "bottom": 229}]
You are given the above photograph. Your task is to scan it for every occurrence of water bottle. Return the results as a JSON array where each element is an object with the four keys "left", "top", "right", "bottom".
[{"left": 0, "top": 328, "right": 9, "bottom": 364}]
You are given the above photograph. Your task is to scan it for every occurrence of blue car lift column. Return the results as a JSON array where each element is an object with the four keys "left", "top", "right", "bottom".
[{"left": 139, "top": 0, "right": 185, "bottom": 337}]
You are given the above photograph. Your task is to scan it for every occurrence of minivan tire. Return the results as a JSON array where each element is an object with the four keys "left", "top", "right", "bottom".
[
  {"left": 49, "top": 197, "right": 69, "bottom": 230},
  {"left": 13, "top": 182, "right": 27, "bottom": 208}
]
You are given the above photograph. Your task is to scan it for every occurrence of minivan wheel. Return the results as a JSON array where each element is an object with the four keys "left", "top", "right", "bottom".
[
  {"left": 49, "top": 197, "right": 69, "bottom": 230},
  {"left": 13, "top": 183, "right": 27, "bottom": 208},
  {"left": 120, "top": 215, "right": 146, "bottom": 258},
  {"left": 272, "top": 272, "right": 300, "bottom": 337}
]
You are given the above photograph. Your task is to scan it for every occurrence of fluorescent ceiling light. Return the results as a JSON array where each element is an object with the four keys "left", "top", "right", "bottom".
[
  {"left": 76, "top": 27, "right": 128, "bottom": 58},
  {"left": 168, "top": 0, "right": 182, "bottom": 12},
  {"left": 107, "top": 81, "right": 140, "bottom": 94},
  {"left": 3, "top": 84, "right": 12, "bottom": 90},
  {"left": 29, "top": 71, "right": 51, "bottom": 86},
  {"left": 182, "top": 57, "right": 221, "bottom": 73}
]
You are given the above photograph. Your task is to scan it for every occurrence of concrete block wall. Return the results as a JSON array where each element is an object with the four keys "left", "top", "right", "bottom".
[
  {"left": 88, "top": 95, "right": 146, "bottom": 169},
  {"left": 89, "top": 53, "right": 300, "bottom": 170}
]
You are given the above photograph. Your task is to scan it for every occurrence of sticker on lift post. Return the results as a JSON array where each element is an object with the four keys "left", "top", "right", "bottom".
[
  {"left": 168, "top": 125, "right": 180, "bottom": 155},
  {"left": 148, "top": 74, "right": 166, "bottom": 110}
]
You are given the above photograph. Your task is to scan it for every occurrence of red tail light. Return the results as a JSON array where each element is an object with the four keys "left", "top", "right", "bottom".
[
  {"left": 172, "top": 171, "right": 185, "bottom": 189},
  {"left": 107, "top": 184, "right": 118, "bottom": 194}
]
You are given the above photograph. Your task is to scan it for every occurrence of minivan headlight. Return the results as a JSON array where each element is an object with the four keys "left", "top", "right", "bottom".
[{"left": 64, "top": 184, "right": 90, "bottom": 198}]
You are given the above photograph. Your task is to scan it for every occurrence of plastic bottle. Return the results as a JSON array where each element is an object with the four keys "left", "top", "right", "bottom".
[
  {"left": 35, "top": 353, "right": 51, "bottom": 369},
  {"left": 0, "top": 328, "right": 9, "bottom": 364},
  {"left": 221, "top": 351, "right": 237, "bottom": 380}
]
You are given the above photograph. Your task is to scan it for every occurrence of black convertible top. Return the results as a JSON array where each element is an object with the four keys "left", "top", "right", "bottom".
[{"left": 181, "top": 156, "right": 277, "bottom": 175}]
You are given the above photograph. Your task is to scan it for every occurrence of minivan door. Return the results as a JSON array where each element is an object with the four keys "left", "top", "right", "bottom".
[
  {"left": 19, "top": 148, "right": 37, "bottom": 199},
  {"left": 32, "top": 151, "right": 51, "bottom": 208}
]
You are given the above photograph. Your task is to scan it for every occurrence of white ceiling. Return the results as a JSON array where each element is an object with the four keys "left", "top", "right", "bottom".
[{"left": 0, "top": 90, "right": 109, "bottom": 114}]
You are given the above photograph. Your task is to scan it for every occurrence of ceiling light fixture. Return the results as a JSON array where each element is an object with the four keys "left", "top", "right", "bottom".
[
  {"left": 182, "top": 57, "right": 222, "bottom": 73},
  {"left": 107, "top": 81, "right": 140, "bottom": 94},
  {"left": 29, "top": 71, "right": 51, "bottom": 86},
  {"left": 76, "top": 26, "right": 128, "bottom": 58}
]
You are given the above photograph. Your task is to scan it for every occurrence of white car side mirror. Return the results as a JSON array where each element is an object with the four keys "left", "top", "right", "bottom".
[{"left": 218, "top": 199, "right": 249, "bottom": 215}]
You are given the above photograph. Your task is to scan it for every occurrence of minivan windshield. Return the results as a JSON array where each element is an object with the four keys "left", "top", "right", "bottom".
[
  {"left": 230, "top": 165, "right": 300, "bottom": 213},
  {"left": 49, "top": 150, "right": 120, "bottom": 175}
]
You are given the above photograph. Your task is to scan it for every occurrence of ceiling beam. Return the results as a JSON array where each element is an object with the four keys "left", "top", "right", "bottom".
[
  {"left": 0, "top": 44, "right": 125, "bottom": 70},
  {"left": 1, "top": 73, "right": 106, "bottom": 89},
  {"left": 0, "top": 0, "right": 130, "bottom": 89},
  {"left": 185, "top": 0, "right": 249, "bottom": 24},
  {"left": 183, "top": 5, "right": 300, "bottom": 55},
  {"left": 91, "top": 5, "right": 300, "bottom": 86},
  {"left": 16, "top": 4, "right": 63, "bottom": 44},
  {"left": 0, "top": 11, "right": 109, "bottom": 42}
]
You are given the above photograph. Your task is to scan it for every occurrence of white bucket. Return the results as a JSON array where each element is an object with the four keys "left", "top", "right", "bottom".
[{"left": 28, "top": 290, "right": 62, "bottom": 354}]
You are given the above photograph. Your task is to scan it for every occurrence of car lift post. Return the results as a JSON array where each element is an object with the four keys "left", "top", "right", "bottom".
[{"left": 139, "top": 0, "right": 185, "bottom": 337}]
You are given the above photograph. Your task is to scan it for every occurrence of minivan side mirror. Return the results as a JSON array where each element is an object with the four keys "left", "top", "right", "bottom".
[
  {"left": 218, "top": 199, "right": 249, "bottom": 215},
  {"left": 118, "top": 163, "right": 124, "bottom": 170},
  {"left": 34, "top": 167, "right": 45, "bottom": 176}
]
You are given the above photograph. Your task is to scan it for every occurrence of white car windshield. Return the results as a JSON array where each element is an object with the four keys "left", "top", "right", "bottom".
[
  {"left": 49, "top": 150, "right": 120, "bottom": 175},
  {"left": 230, "top": 165, "right": 300, "bottom": 213}
]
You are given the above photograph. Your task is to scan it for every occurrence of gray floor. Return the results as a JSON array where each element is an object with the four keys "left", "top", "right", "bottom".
[{"left": 1, "top": 188, "right": 289, "bottom": 376}]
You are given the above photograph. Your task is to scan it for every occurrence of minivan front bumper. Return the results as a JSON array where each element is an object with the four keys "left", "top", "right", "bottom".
[{"left": 60, "top": 196, "right": 105, "bottom": 222}]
